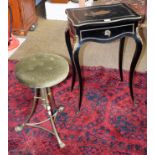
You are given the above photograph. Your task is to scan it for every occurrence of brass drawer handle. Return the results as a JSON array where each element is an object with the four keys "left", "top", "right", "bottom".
[{"left": 104, "top": 30, "right": 111, "bottom": 37}]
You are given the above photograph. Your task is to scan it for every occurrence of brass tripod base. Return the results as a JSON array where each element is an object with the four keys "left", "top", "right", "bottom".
[{"left": 15, "top": 88, "right": 65, "bottom": 148}]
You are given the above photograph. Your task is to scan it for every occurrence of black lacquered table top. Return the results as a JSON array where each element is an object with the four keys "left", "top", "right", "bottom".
[{"left": 65, "top": 3, "right": 142, "bottom": 26}]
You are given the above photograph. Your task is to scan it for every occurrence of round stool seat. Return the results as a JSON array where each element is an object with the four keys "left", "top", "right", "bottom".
[{"left": 15, "top": 54, "right": 69, "bottom": 88}]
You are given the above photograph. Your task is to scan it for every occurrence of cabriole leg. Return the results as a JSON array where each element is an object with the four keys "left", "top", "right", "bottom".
[
  {"left": 65, "top": 28, "right": 76, "bottom": 90},
  {"left": 119, "top": 37, "right": 125, "bottom": 81},
  {"left": 129, "top": 28, "right": 143, "bottom": 105},
  {"left": 73, "top": 40, "right": 83, "bottom": 111}
]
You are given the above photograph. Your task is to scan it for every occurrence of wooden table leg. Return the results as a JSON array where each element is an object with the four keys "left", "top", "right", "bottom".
[
  {"left": 65, "top": 28, "right": 76, "bottom": 90},
  {"left": 129, "top": 28, "right": 143, "bottom": 104},
  {"left": 119, "top": 37, "right": 125, "bottom": 81},
  {"left": 73, "top": 40, "right": 83, "bottom": 111}
]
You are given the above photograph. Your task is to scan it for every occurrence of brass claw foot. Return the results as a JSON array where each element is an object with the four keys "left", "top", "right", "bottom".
[
  {"left": 58, "top": 106, "right": 64, "bottom": 112},
  {"left": 59, "top": 141, "right": 66, "bottom": 148},
  {"left": 15, "top": 124, "right": 24, "bottom": 132}
]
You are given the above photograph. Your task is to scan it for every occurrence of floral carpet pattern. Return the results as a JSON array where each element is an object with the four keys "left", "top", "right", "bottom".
[{"left": 8, "top": 60, "right": 147, "bottom": 155}]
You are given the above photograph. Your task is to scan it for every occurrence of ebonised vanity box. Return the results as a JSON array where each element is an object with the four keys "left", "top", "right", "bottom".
[{"left": 65, "top": 3, "right": 143, "bottom": 110}]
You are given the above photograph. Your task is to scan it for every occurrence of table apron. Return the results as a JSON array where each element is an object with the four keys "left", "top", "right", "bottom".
[{"left": 79, "top": 23, "right": 135, "bottom": 41}]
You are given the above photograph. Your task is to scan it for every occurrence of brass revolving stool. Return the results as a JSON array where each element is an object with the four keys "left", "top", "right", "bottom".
[{"left": 14, "top": 54, "right": 69, "bottom": 148}]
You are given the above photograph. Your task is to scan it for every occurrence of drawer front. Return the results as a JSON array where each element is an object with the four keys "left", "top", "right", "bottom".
[{"left": 80, "top": 24, "right": 134, "bottom": 40}]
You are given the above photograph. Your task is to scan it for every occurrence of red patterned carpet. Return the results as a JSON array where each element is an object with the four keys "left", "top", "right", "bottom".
[{"left": 8, "top": 60, "right": 147, "bottom": 155}]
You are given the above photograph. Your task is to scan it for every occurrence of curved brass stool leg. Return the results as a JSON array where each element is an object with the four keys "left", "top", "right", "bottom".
[
  {"left": 47, "top": 87, "right": 57, "bottom": 109},
  {"left": 15, "top": 88, "right": 39, "bottom": 132},
  {"left": 41, "top": 88, "right": 65, "bottom": 148},
  {"left": 46, "top": 87, "right": 64, "bottom": 121}
]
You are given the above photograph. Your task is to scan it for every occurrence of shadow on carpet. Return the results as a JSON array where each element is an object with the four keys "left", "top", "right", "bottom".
[{"left": 8, "top": 60, "right": 147, "bottom": 155}]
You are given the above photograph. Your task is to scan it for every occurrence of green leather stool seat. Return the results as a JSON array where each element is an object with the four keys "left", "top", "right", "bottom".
[{"left": 15, "top": 54, "right": 69, "bottom": 88}]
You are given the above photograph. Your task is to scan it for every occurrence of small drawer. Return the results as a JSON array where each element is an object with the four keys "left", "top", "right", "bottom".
[{"left": 80, "top": 24, "right": 134, "bottom": 40}]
